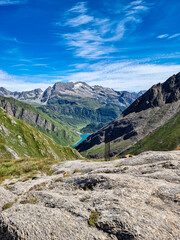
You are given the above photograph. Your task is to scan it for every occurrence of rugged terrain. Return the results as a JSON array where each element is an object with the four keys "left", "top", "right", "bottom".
[
  {"left": 0, "top": 107, "right": 80, "bottom": 160},
  {"left": 0, "top": 82, "right": 144, "bottom": 134},
  {"left": 0, "top": 151, "right": 179, "bottom": 240},
  {"left": 76, "top": 73, "right": 180, "bottom": 158}
]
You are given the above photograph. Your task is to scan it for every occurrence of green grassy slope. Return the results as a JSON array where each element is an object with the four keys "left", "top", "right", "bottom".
[
  {"left": 0, "top": 107, "right": 81, "bottom": 160},
  {"left": 124, "top": 111, "right": 180, "bottom": 155},
  {"left": 0, "top": 96, "right": 80, "bottom": 146}
]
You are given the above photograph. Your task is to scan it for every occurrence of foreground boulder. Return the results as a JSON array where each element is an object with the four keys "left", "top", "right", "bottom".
[{"left": 0, "top": 151, "right": 180, "bottom": 240}]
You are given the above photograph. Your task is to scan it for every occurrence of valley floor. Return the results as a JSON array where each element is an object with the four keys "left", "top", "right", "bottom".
[{"left": 0, "top": 151, "right": 180, "bottom": 240}]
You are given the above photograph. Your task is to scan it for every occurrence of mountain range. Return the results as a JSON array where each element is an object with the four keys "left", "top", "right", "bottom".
[
  {"left": 0, "top": 82, "right": 144, "bottom": 134},
  {"left": 76, "top": 72, "right": 180, "bottom": 158}
]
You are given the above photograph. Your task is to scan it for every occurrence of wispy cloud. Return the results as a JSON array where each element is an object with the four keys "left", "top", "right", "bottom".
[
  {"left": 157, "top": 33, "right": 180, "bottom": 40},
  {"left": 157, "top": 34, "right": 169, "bottom": 39},
  {"left": 59, "top": 61, "right": 180, "bottom": 91},
  {"left": 56, "top": 1, "right": 150, "bottom": 59},
  {"left": 0, "top": 0, "right": 26, "bottom": 5},
  {"left": 0, "top": 69, "right": 52, "bottom": 91},
  {"left": 168, "top": 33, "right": 180, "bottom": 39},
  {"left": 65, "top": 14, "right": 94, "bottom": 27},
  {"left": 1, "top": 60, "right": 180, "bottom": 92},
  {"left": 0, "top": 35, "right": 21, "bottom": 43},
  {"left": 68, "top": 2, "right": 87, "bottom": 14}
]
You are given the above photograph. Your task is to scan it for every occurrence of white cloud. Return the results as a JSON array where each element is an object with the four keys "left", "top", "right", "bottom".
[
  {"left": 68, "top": 2, "right": 87, "bottom": 14},
  {"left": 60, "top": 61, "right": 180, "bottom": 91},
  {"left": 168, "top": 33, "right": 180, "bottom": 39},
  {"left": 56, "top": 1, "right": 149, "bottom": 59},
  {"left": 158, "top": 33, "right": 180, "bottom": 40},
  {"left": 0, "top": 0, "right": 26, "bottom": 5},
  {"left": 0, "top": 70, "right": 52, "bottom": 91},
  {"left": 0, "top": 62, "right": 180, "bottom": 92},
  {"left": 65, "top": 14, "right": 94, "bottom": 27},
  {"left": 157, "top": 34, "right": 169, "bottom": 39}
]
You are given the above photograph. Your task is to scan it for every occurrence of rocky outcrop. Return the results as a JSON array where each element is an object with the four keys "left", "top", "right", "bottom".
[
  {"left": 0, "top": 151, "right": 179, "bottom": 239},
  {"left": 76, "top": 72, "right": 180, "bottom": 157}
]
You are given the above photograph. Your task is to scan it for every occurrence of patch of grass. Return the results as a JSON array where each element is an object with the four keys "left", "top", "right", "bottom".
[
  {"left": 115, "top": 163, "right": 121, "bottom": 167},
  {"left": 88, "top": 211, "right": 99, "bottom": 227},
  {"left": 0, "top": 158, "right": 59, "bottom": 184},
  {"left": 54, "top": 177, "right": 64, "bottom": 182},
  {"left": 63, "top": 172, "right": 72, "bottom": 178},
  {"left": 2, "top": 201, "right": 15, "bottom": 211}
]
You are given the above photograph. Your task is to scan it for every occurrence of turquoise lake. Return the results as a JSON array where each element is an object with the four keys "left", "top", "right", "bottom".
[{"left": 72, "top": 134, "right": 90, "bottom": 148}]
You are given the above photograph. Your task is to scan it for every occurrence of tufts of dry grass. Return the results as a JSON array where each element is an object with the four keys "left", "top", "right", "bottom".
[{"left": 0, "top": 158, "right": 59, "bottom": 184}]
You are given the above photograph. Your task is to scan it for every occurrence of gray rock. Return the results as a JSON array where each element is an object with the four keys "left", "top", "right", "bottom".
[{"left": 0, "top": 151, "right": 179, "bottom": 239}]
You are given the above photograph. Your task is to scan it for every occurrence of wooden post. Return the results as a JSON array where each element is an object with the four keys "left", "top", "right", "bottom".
[{"left": 105, "top": 141, "right": 110, "bottom": 161}]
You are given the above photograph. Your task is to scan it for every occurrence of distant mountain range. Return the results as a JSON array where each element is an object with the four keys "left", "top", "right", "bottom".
[
  {"left": 0, "top": 82, "right": 144, "bottom": 107},
  {"left": 76, "top": 72, "right": 180, "bottom": 158},
  {"left": 0, "top": 82, "right": 145, "bottom": 134}
]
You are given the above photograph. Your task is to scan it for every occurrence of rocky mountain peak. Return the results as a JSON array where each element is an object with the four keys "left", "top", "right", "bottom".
[
  {"left": 0, "top": 87, "right": 11, "bottom": 96},
  {"left": 123, "top": 72, "right": 180, "bottom": 116},
  {"left": 53, "top": 82, "right": 75, "bottom": 93}
]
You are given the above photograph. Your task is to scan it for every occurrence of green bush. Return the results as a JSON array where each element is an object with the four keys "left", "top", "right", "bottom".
[{"left": 88, "top": 211, "right": 99, "bottom": 226}]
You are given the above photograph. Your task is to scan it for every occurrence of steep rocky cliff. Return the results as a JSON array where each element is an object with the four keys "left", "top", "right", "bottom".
[{"left": 76, "top": 73, "right": 180, "bottom": 158}]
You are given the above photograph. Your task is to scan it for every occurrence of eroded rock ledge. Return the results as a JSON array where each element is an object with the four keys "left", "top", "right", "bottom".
[{"left": 0, "top": 151, "right": 180, "bottom": 240}]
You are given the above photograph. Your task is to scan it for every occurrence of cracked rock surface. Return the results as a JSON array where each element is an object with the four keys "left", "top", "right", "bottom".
[{"left": 0, "top": 151, "right": 180, "bottom": 240}]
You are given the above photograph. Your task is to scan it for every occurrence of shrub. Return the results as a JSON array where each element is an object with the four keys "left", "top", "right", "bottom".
[{"left": 88, "top": 211, "right": 99, "bottom": 226}]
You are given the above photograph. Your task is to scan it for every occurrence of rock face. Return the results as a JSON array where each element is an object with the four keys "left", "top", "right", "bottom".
[
  {"left": 0, "top": 151, "right": 179, "bottom": 239},
  {"left": 76, "top": 73, "right": 180, "bottom": 157}
]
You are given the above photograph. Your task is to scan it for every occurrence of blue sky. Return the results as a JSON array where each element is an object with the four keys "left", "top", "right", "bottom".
[{"left": 0, "top": 0, "right": 180, "bottom": 91}]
